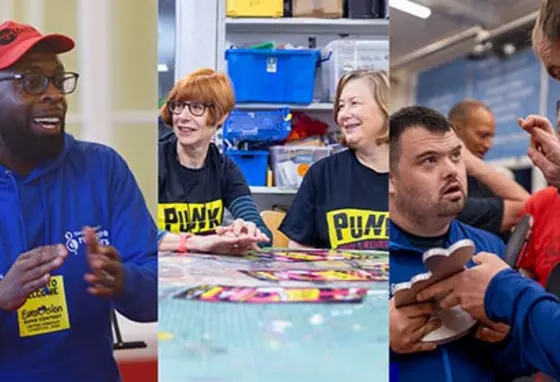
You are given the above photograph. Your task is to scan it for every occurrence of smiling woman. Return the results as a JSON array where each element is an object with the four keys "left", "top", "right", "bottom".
[
  {"left": 157, "top": 68, "right": 272, "bottom": 253},
  {"left": 278, "top": 69, "right": 390, "bottom": 251}
]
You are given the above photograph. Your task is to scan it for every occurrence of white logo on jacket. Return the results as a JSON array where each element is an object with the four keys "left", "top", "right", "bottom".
[{"left": 64, "top": 226, "right": 110, "bottom": 255}]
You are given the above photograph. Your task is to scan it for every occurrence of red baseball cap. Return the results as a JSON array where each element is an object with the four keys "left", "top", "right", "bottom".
[{"left": 0, "top": 20, "right": 75, "bottom": 70}]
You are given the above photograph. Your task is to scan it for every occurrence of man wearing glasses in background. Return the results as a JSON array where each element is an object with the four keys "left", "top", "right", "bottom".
[{"left": 0, "top": 21, "right": 157, "bottom": 381}]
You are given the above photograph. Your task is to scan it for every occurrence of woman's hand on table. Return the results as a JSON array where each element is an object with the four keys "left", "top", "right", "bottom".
[
  {"left": 158, "top": 228, "right": 265, "bottom": 255},
  {"left": 187, "top": 234, "right": 260, "bottom": 255},
  {"left": 216, "top": 219, "right": 270, "bottom": 244}
]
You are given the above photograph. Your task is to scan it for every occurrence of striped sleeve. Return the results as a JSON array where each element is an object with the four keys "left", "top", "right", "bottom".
[{"left": 227, "top": 195, "right": 273, "bottom": 247}]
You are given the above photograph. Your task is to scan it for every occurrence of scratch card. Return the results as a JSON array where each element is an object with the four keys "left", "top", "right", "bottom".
[
  {"left": 240, "top": 268, "right": 388, "bottom": 282},
  {"left": 173, "top": 285, "right": 367, "bottom": 303}
]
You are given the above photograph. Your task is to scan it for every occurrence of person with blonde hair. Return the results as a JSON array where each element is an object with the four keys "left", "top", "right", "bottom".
[
  {"left": 279, "top": 70, "right": 389, "bottom": 250},
  {"left": 158, "top": 68, "right": 271, "bottom": 254}
]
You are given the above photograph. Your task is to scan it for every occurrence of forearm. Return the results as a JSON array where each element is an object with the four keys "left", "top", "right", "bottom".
[
  {"left": 500, "top": 200, "right": 527, "bottom": 231},
  {"left": 158, "top": 231, "right": 181, "bottom": 252},
  {"left": 469, "top": 157, "right": 529, "bottom": 201},
  {"left": 486, "top": 269, "right": 560, "bottom": 379},
  {"left": 157, "top": 231, "right": 210, "bottom": 253}
]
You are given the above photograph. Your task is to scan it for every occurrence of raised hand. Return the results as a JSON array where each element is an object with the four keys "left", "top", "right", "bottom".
[
  {"left": 83, "top": 226, "right": 125, "bottom": 297},
  {"left": 0, "top": 245, "right": 67, "bottom": 311}
]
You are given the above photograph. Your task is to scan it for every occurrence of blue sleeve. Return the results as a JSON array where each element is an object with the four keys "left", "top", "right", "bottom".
[
  {"left": 107, "top": 149, "right": 158, "bottom": 323},
  {"left": 158, "top": 230, "right": 167, "bottom": 243},
  {"left": 488, "top": 331, "right": 537, "bottom": 380},
  {"left": 469, "top": 235, "right": 537, "bottom": 379},
  {"left": 486, "top": 269, "right": 560, "bottom": 379}
]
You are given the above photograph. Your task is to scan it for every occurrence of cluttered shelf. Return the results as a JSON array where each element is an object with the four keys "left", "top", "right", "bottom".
[{"left": 220, "top": 1, "right": 389, "bottom": 193}]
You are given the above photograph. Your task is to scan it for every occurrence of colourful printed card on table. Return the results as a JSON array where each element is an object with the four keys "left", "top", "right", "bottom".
[
  {"left": 240, "top": 268, "right": 388, "bottom": 282},
  {"left": 173, "top": 285, "right": 368, "bottom": 303}
]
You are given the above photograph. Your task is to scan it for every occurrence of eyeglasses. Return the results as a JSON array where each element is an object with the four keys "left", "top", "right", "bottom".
[
  {"left": 167, "top": 100, "right": 213, "bottom": 117},
  {"left": 0, "top": 72, "right": 79, "bottom": 95}
]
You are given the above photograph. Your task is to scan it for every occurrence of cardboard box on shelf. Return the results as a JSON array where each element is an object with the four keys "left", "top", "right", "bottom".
[{"left": 292, "top": 0, "right": 343, "bottom": 18}]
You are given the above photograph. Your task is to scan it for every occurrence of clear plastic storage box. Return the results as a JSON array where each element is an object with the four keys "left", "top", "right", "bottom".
[
  {"left": 320, "top": 39, "right": 389, "bottom": 102},
  {"left": 269, "top": 146, "right": 332, "bottom": 188}
]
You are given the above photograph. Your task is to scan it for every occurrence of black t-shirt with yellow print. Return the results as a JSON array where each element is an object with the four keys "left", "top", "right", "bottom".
[
  {"left": 279, "top": 149, "right": 389, "bottom": 250},
  {"left": 158, "top": 135, "right": 250, "bottom": 234}
]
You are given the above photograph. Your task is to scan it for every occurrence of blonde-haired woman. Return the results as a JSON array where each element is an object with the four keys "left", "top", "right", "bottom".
[
  {"left": 158, "top": 68, "right": 271, "bottom": 254},
  {"left": 279, "top": 70, "right": 389, "bottom": 250}
]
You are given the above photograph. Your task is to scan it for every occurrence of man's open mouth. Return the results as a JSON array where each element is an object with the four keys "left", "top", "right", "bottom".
[
  {"left": 442, "top": 183, "right": 462, "bottom": 200},
  {"left": 32, "top": 117, "right": 63, "bottom": 132}
]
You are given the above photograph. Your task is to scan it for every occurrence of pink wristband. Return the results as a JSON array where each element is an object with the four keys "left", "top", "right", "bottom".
[{"left": 178, "top": 233, "right": 192, "bottom": 253}]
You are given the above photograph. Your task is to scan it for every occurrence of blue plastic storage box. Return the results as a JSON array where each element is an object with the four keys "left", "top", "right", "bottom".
[
  {"left": 223, "top": 108, "right": 292, "bottom": 143},
  {"left": 225, "top": 149, "right": 269, "bottom": 186},
  {"left": 225, "top": 48, "right": 320, "bottom": 104}
]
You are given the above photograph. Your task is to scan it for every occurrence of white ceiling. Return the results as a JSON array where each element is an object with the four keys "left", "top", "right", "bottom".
[{"left": 390, "top": 0, "right": 542, "bottom": 69}]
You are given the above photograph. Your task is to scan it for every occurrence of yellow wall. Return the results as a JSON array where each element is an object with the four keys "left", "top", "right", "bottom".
[
  {"left": 111, "top": 0, "right": 158, "bottom": 111},
  {"left": 12, "top": 0, "right": 158, "bottom": 218},
  {"left": 110, "top": 0, "right": 158, "bottom": 216}
]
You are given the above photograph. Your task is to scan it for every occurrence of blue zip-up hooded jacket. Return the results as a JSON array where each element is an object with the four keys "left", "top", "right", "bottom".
[
  {"left": 390, "top": 220, "right": 536, "bottom": 382},
  {"left": 0, "top": 134, "right": 158, "bottom": 382}
]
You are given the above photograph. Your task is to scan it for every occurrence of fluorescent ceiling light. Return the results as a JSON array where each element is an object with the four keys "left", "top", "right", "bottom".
[
  {"left": 390, "top": 0, "right": 431, "bottom": 19},
  {"left": 158, "top": 64, "right": 169, "bottom": 72}
]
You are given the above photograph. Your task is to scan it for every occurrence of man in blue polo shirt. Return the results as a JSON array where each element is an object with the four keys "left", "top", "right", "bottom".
[{"left": 388, "top": 106, "right": 536, "bottom": 381}]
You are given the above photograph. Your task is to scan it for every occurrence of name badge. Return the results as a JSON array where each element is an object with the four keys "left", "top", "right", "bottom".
[{"left": 17, "top": 275, "right": 71, "bottom": 337}]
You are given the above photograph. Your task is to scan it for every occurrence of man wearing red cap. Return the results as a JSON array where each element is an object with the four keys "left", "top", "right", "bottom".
[{"left": 0, "top": 21, "right": 157, "bottom": 382}]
